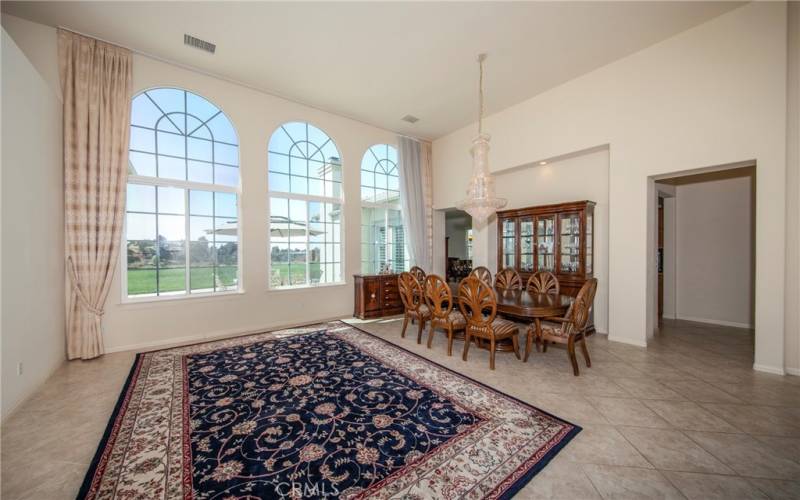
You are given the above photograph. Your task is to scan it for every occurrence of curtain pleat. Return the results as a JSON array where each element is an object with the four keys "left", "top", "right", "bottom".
[
  {"left": 59, "top": 29, "right": 132, "bottom": 360},
  {"left": 398, "top": 137, "right": 432, "bottom": 270}
]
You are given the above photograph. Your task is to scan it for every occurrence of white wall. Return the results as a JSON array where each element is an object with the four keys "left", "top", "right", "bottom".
[
  {"left": 675, "top": 173, "right": 755, "bottom": 328},
  {"left": 785, "top": 1, "right": 800, "bottom": 375},
  {"left": 1, "top": 27, "right": 64, "bottom": 419},
  {"left": 433, "top": 3, "right": 788, "bottom": 372},
  {"left": 2, "top": 14, "right": 398, "bottom": 353}
]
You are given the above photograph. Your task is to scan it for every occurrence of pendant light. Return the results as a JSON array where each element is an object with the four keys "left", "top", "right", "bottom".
[{"left": 457, "top": 53, "right": 507, "bottom": 224}]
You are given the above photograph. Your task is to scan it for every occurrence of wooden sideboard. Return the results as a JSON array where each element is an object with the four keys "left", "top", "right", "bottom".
[{"left": 353, "top": 274, "right": 403, "bottom": 319}]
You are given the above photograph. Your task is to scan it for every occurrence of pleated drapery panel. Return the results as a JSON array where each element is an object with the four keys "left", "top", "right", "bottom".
[{"left": 59, "top": 29, "right": 132, "bottom": 360}]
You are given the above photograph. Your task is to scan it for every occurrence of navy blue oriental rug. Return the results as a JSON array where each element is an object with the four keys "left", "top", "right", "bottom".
[{"left": 78, "top": 321, "right": 579, "bottom": 499}]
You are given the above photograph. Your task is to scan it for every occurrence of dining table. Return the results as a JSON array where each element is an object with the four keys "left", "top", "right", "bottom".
[{"left": 447, "top": 282, "right": 573, "bottom": 361}]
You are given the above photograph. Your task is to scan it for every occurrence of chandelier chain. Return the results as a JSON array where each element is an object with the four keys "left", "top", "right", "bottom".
[{"left": 478, "top": 54, "right": 485, "bottom": 134}]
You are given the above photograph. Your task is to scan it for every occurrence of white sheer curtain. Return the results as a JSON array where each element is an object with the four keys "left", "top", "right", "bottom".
[{"left": 398, "top": 136, "right": 432, "bottom": 270}]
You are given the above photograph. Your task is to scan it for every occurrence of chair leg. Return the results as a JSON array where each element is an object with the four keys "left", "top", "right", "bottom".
[
  {"left": 579, "top": 338, "right": 592, "bottom": 367},
  {"left": 447, "top": 326, "right": 454, "bottom": 356},
  {"left": 542, "top": 339, "right": 548, "bottom": 353},
  {"left": 462, "top": 332, "right": 472, "bottom": 361},
  {"left": 401, "top": 315, "right": 409, "bottom": 338},
  {"left": 524, "top": 329, "right": 533, "bottom": 362},
  {"left": 567, "top": 336, "right": 580, "bottom": 376},
  {"left": 489, "top": 338, "right": 496, "bottom": 370},
  {"left": 417, "top": 319, "right": 425, "bottom": 344},
  {"left": 512, "top": 334, "right": 521, "bottom": 360},
  {"left": 426, "top": 323, "right": 435, "bottom": 349}
]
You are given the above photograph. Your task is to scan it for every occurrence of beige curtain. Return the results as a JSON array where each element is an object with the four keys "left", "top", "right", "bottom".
[{"left": 59, "top": 29, "right": 132, "bottom": 360}]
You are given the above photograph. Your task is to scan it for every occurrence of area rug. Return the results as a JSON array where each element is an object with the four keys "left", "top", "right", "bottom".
[{"left": 78, "top": 321, "right": 580, "bottom": 499}]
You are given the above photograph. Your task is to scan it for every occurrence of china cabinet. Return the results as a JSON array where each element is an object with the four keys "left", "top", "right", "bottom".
[{"left": 497, "top": 201, "right": 595, "bottom": 297}]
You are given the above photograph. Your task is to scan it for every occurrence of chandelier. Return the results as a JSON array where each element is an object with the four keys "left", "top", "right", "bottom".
[{"left": 457, "top": 53, "right": 507, "bottom": 224}]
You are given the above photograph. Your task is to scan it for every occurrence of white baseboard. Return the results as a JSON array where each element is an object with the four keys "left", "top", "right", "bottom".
[
  {"left": 677, "top": 315, "right": 753, "bottom": 329},
  {"left": 753, "top": 363, "right": 786, "bottom": 376},
  {"left": 785, "top": 367, "right": 800, "bottom": 377},
  {"left": 104, "top": 315, "right": 345, "bottom": 354},
  {"left": 607, "top": 335, "right": 647, "bottom": 348}
]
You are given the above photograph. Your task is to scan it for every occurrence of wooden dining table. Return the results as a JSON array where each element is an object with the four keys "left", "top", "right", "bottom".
[{"left": 447, "top": 283, "right": 573, "bottom": 361}]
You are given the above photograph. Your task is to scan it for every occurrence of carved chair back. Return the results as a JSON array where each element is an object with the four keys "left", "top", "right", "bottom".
[
  {"left": 526, "top": 271, "right": 560, "bottom": 295},
  {"left": 409, "top": 266, "right": 426, "bottom": 284},
  {"left": 563, "top": 278, "right": 598, "bottom": 336},
  {"left": 424, "top": 274, "right": 453, "bottom": 321},
  {"left": 494, "top": 267, "right": 522, "bottom": 290},
  {"left": 470, "top": 266, "right": 492, "bottom": 286},
  {"left": 458, "top": 276, "right": 497, "bottom": 334},
  {"left": 398, "top": 272, "right": 425, "bottom": 312}
]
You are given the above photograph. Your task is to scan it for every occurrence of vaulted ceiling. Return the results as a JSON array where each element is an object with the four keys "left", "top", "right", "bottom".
[{"left": 2, "top": 1, "right": 743, "bottom": 139}]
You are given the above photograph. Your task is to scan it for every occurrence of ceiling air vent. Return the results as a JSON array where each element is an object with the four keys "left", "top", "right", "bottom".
[
  {"left": 184, "top": 34, "right": 216, "bottom": 54},
  {"left": 401, "top": 115, "right": 420, "bottom": 124}
]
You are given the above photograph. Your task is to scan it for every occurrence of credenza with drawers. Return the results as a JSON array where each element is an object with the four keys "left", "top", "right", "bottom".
[{"left": 353, "top": 274, "right": 403, "bottom": 319}]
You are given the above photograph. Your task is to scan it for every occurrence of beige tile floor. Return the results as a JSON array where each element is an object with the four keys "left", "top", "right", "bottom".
[{"left": 3, "top": 318, "right": 800, "bottom": 499}]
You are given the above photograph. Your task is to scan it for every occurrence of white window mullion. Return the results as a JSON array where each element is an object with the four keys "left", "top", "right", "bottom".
[
  {"left": 305, "top": 200, "right": 310, "bottom": 285},
  {"left": 184, "top": 187, "right": 191, "bottom": 295}
]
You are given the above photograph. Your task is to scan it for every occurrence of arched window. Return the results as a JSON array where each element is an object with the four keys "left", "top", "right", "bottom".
[
  {"left": 360, "top": 144, "right": 408, "bottom": 273},
  {"left": 268, "top": 122, "right": 342, "bottom": 288},
  {"left": 125, "top": 88, "right": 240, "bottom": 299}
]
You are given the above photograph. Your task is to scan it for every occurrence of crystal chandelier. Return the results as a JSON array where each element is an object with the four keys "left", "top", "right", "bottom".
[{"left": 457, "top": 53, "right": 507, "bottom": 224}]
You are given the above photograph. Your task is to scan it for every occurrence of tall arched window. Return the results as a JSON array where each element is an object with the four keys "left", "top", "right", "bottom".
[
  {"left": 268, "top": 122, "right": 342, "bottom": 288},
  {"left": 125, "top": 88, "right": 240, "bottom": 299},
  {"left": 360, "top": 144, "right": 408, "bottom": 273}
]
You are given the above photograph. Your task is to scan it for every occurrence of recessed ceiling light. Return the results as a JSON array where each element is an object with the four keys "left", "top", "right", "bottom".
[
  {"left": 401, "top": 115, "right": 420, "bottom": 124},
  {"left": 539, "top": 161, "right": 547, "bottom": 166}
]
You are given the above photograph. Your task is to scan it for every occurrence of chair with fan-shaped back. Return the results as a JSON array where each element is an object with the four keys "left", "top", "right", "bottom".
[
  {"left": 398, "top": 271, "right": 430, "bottom": 344},
  {"left": 494, "top": 267, "right": 522, "bottom": 291},
  {"left": 469, "top": 266, "right": 492, "bottom": 286},
  {"left": 423, "top": 274, "right": 466, "bottom": 356},
  {"left": 529, "top": 278, "right": 597, "bottom": 376},
  {"left": 526, "top": 271, "right": 560, "bottom": 295},
  {"left": 409, "top": 266, "right": 426, "bottom": 284},
  {"left": 458, "top": 277, "right": 521, "bottom": 370}
]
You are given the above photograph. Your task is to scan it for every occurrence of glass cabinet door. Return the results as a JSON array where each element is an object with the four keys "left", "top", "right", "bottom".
[
  {"left": 501, "top": 218, "right": 516, "bottom": 268},
  {"left": 519, "top": 218, "right": 534, "bottom": 272},
  {"left": 559, "top": 212, "right": 581, "bottom": 274},
  {"left": 586, "top": 211, "right": 593, "bottom": 274},
  {"left": 536, "top": 215, "right": 555, "bottom": 272}
]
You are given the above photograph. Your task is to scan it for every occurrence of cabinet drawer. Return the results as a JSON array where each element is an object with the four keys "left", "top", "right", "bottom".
[{"left": 381, "top": 277, "right": 398, "bottom": 288}]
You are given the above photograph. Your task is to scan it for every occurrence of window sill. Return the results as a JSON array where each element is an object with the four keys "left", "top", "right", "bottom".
[
  {"left": 267, "top": 282, "right": 348, "bottom": 293},
  {"left": 120, "top": 289, "right": 245, "bottom": 307}
]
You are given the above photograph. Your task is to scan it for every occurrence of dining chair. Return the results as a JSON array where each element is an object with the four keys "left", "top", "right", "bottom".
[
  {"left": 409, "top": 265, "right": 426, "bottom": 284},
  {"left": 526, "top": 271, "right": 560, "bottom": 295},
  {"left": 424, "top": 274, "right": 466, "bottom": 356},
  {"left": 398, "top": 271, "right": 430, "bottom": 344},
  {"left": 494, "top": 267, "right": 522, "bottom": 290},
  {"left": 469, "top": 266, "right": 492, "bottom": 285},
  {"left": 458, "top": 276, "right": 521, "bottom": 370},
  {"left": 529, "top": 278, "right": 597, "bottom": 376}
]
